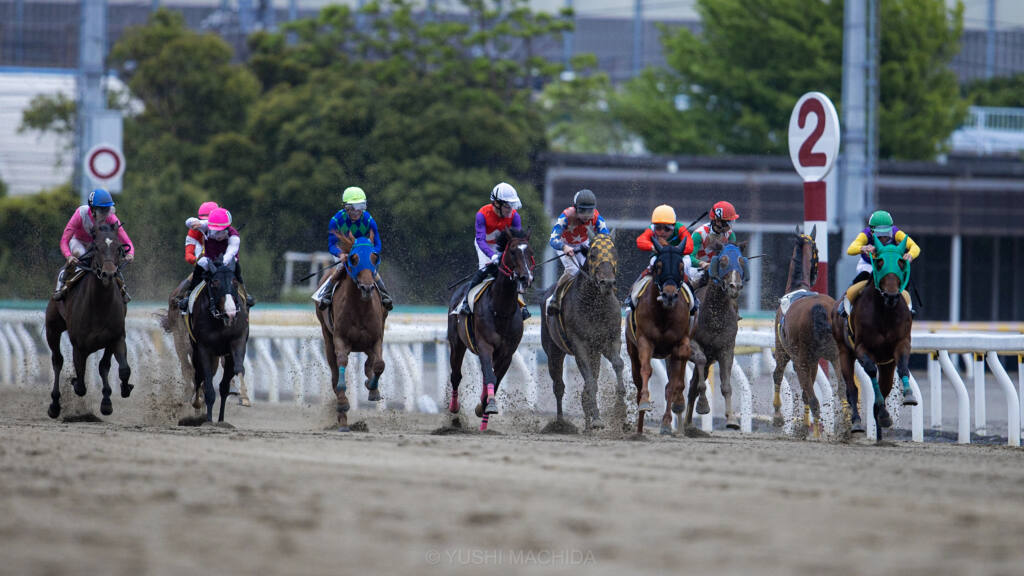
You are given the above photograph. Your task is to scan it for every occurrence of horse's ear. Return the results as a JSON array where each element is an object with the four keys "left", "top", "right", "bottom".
[
  {"left": 794, "top": 225, "right": 802, "bottom": 237},
  {"left": 809, "top": 225, "right": 817, "bottom": 241},
  {"left": 897, "top": 235, "right": 908, "bottom": 251},
  {"left": 737, "top": 240, "right": 748, "bottom": 252},
  {"left": 872, "top": 235, "right": 884, "bottom": 252}
]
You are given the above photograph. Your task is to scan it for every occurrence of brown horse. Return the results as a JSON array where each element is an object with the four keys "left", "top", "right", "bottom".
[
  {"left": 447, "top": 229, "right": 535, "bottom": 431},
  {"left": 831, "top": 237, "right": 916, "bottom": 443},
  {"left": 772, "top": 226, "right": 841, "bottom": 438},
  {"left": 625, "top": 242, "right": 692, "bottom": 435},
  {"left": 315, "top": 233, "right": 388, "bottom": 432},
  {"left": 44, "top": 222, "right": 133, "bottom": 419}
]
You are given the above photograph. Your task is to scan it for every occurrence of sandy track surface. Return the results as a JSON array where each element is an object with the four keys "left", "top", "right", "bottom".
[{"left": 1, "top": 385, "right": 1023, "bottom": 576}]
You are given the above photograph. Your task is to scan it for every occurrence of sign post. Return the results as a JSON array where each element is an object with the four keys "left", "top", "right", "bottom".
[
  {"left": 788, "top": 91, "right": 840, "bottom": 294},
  {"left": 83, "top": 142, "right": 125, "bottom": 192}
]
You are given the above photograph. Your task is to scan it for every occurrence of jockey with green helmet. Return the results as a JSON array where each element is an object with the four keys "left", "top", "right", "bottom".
[
  {"left": 839, "top": 210, "right": 920, "bottom": 317},
  {"left": 313, "top": 186, "right": 393, "bottom": 311}
]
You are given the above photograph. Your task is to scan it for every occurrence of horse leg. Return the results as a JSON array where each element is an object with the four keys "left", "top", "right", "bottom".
[
  {"left": 477, "top": 344, "right": 498, "bottom": 430},
  {"left": 332, "top": 336, "right": 353, "bottom": 431},
  {"left": 46, "top": 324, "right": 64, "bottom": 419},
  {"left": 720, "top": 351, "right": 738, "bottom": 430},
  {"left": 661, "top": 359, "right": 676, "bottom": 435},
  {"left": 876, "top": 361, "right": 897, "bottom": 442},
  {"left": 113, "top": 337, "right": 132, "bottom": 399},
  {"left": 577, "top": 350, "right": 602, "bottom": 430},
  {"left": 799, "top": 364, "right": 822, "bottom": 439},
  {"left": 547, "top": 345, "right": 567, "bottom": 421},
  {"left": 448, "top": 338, "right": 467, "bottom": 414},
  {"left": 837, "top": 347, "right": 862, "bottom": 433},
  {"left": 634, "top": 339, "right": 655, "bottom": 436},
  {"left": 626, "top": 338, "right": 643, "bottom": 433},
  {"left": 363, "top": 339, "right": 384, "bottom": 403},
  {"left": 896, "top": 342, "right": 917, "bottom": 406},
  {"left": 71, "top": 346, "right": 88, "bottom": 398},
  {"left": 191, "top": 348, "right": 203, "bottom": 417},
  {"left": 196, "top": 348, "right": 217, "bottom": 422},
  {"left": 604, "top": 344, "right": 627, "bottom": 425},
  {"left": 771, "top": 348, "right": 789, "bottom": 428},
  {"left": 217, "top": 354, "right": 234, "bottom": 423},
  {"left": 689, "top": 341, "right": 709, "bottom": 415},
  {"left": 97, "top": 347, "right": 114, "bottom": 416},
  {"left": 321, "top": 324, "right": 338, "bottom": 404}
]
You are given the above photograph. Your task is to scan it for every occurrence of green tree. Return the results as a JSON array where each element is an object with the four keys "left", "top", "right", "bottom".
[
  {"left": 964, "top": 73, "right": 1024, "bottom": 108},
  {"left": 0, "top": 185, "right": 78, "bottom": 298},
  {"left": 620, "top": 0, "right": 966, "bottom": 160}
]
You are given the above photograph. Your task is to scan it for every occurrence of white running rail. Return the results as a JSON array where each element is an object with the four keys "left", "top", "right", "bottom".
[{"left": 0, "top": 309, "right": 1020, "bottom": 446}]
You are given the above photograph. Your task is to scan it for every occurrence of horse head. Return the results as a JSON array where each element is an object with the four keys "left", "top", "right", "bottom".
[
  {"left": 651, "top": 241, "right": 685, "bottom": 309},
  {"left": 709, "top": 243, "right": 746, "bottom": 300},
  {"left": 206, "top": 263, "right": 241, "bottom": 324},
  {"left": 88, "top": 222, "right": 126, "bottom": 286},
  {"left": 787, "top": 225, "right": 819, "bottom": 292},
  {"left": 496, "top": 228, "right": 535, "bottom": 296},
  {"left": 585, "top": 231, "right": 618, "bottom": 294},
  {"left": 345, "top": 236, "right": 380, "bottom": 302},
  {"left": 871, "top": 235, "right": 910, "bottom": 308}
]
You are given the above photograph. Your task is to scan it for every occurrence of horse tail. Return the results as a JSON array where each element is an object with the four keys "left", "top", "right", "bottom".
[
  {"left": 154, "top": 311, "right": 174, "bottom": 334},
  {"left": 811, "top": 303, "right": 831, "bottom": 342}
]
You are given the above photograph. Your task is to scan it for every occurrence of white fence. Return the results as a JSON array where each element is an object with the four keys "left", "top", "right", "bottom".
[{"left": 1, "top": 309, "right": 1021, "bottom": 446}]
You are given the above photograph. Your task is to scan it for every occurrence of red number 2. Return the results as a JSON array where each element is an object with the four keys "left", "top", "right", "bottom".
[{"left": 798, "top": 99, "right": 826, "bottom": 167}]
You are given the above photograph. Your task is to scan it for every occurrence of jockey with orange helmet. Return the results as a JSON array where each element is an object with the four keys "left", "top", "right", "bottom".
[
  {"left": 627, "top": 205, "right": 697, "bottom": 315},
  {"left": 690, "top": 201, "right": 739, "bottom": 283},
  {"left": 54, "top": 188, "right": 134, "bottom": 302},
  {"left": 177, "top": 207, "right": 255, "bottom": 311},
  {"left": 455, "top": 182, "right": 530, "bottom": 319}
]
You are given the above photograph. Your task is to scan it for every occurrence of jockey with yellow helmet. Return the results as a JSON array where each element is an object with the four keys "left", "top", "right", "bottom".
[{"left": 313, "top": 186, "right": 393, "bottom": 310}]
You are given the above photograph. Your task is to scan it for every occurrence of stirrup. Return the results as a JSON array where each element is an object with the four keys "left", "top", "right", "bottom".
[
  {"left": 521, "top": 307, "right": 531, "bottom": 320},
  {"left": 177, "top": 297, "right": 188, "bottom": 312}
]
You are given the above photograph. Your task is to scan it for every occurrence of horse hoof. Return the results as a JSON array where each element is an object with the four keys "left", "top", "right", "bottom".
[
  {"left": 484, "top": 399, "right": 498, "bottom": 415},
  {"left": 367, "top": 389, "right": 382, "bottom": 402},
  {"left": 228, "top": 386, "right": 239, "bottom": 396},
  {"left": 696, "top": 396, "right": 710, "bottom": 415},
  {"left": 671, "top": 403, "right": 685, "bottom": 414},
  {"left": 474, "top": 403, "right": 483, "bottom": 418},
  {"left": 100, "top": 398, "right": 112, "bottom": 416},
  {"left": 878, "top": 411, "right": 893, "bottom": 429},
  {"left": 120, "top": 383, "right": 134, "bottom": 398},
  {"left": 47, "top": 404, "right": 60, "bottom": 419},
  {"left": 637, "top": 401, "right": 652, "bottom": 412},
  {"left": 726, "top": 419, "right": 740, "bottom": 430},
  {"left": 902, "top": 390, "right": 919, "bottom": 406},
  {"left": 851, "top": 418, "right": 865, "bottom": 434},
  {"left": 338, "top": 426, "right": 350, "bottom": 432},
  {"left": 337, "top": 403, "right": 350, "bottom": 414},
  {"left": 660, "top": 424, "right": 674, "bottom": 436},
  {"left": 239, "top": 396, "right": 251, "bottom": 407},
  {"left": 72, "top": 379, "right": 86, "bottom": 397},
  {"left": 772, "top": 414, "right": 784, "bottom": 428},
  {"left": 449, "top": 399, "right": 460, "bottom": 414},
  {"left": 684, "top": 426, "right": 711, "bottom": 438},
  {"left": 587, "top": 419, "right": 606, "bottom": 431}
]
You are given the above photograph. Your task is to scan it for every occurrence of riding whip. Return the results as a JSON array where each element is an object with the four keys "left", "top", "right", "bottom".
[{"left": 298, "top": 259, "right": 342, "bottom": 283}]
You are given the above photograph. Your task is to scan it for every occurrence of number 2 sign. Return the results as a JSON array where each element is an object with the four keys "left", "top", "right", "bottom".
[{"left": 788, "top": 92, "right": 840, "bottom": 182}]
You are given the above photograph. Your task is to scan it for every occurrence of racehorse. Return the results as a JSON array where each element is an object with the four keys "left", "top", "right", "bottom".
[
  {"left": 540, "top": 232, "right": 626, "bottom": 431},
  {"left": 772, "top": 227, "right": 841, "bottom": 438},
  {"left": 315, "top": 234, "right": 388, "bottom": 432},
  {"left": 447, "top": 229, "right": 535, "bottom": 431},
  {"left": 625, "top": 242, "right": 692, "bottom": 435},
  {"left": 687, "top": 241, "right": 747, "bottom": 431},
  {"left": 44, "top": 222, "right": 133, "bottom": 418},
  {"left": 187, "top": 262, "right": 250, "bottom": 423},
  {"left": 832, "top": 236, "right": 916, "bottom": 443}
]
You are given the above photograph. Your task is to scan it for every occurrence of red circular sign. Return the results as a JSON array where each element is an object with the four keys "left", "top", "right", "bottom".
[{"left": 85, "top": 145, "right": 124, "bottom": 182}]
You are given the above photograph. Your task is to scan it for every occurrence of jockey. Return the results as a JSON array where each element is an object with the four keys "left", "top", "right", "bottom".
[
  {"left": 839, "top": 210, "right": 920, "bottom": 318},
  {"left": 177, "top": 207, "right": 256, "bottom": 311},
  {"left": 54, "top": 188, "right": 134, "bottom": 302},
  {"left": 185, "top": 201, "right": 219, "bottom": 266},
  {"left": 455, "top": 182, "right": 529, "bottom": 319},
  {"left": 690, "top": 201, "right": 739, "bottom": 285},
  {"left": 626, "top": 204, "right": 696, "bottom": 308},
  {"left": 312, "top": 186, "right": 393, "bottom": 311},
  {"left": 545, "top": 189, "right": 609, "bottom": 315}
]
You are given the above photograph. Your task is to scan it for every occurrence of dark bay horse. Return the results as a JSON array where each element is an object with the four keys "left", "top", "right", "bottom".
[
  {"left": 448, "top": 229, "right": 535, "bottom": 431},
  {"left": 688, "top": 242, "right": 747, "bottom": 431},
  {"left": 45, "top": 222, "right": 133, "bottom": 418},
  {"left": 540, "top": 232, "right": 626, "bottom": 431},
  {"left": 625, "top": 242, "right": 692, "bottom": 435},
  {"left": 832, "top": 236, "right": 916, "bottom": 443},
  {"left": 188, "top": 262, "right": 249, "bottom": 423},
  {"left": 315, "top": 235, "right": 388, "bottom": 432},
  {"left": 772, "top": 227, "right": 841, "bottom": 438}
]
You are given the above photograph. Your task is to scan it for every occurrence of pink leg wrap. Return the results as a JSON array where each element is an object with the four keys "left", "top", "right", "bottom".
[
  {"left": 480, "top": 414, "right": 490, "bottom": 431},
  {"left": 486, "top": 383, "right": 495, "bottom": 401}
]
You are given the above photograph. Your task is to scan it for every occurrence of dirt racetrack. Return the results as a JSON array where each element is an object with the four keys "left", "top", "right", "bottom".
[{"left": 1, "top": 384, "right": 1023, "bottom": 576}]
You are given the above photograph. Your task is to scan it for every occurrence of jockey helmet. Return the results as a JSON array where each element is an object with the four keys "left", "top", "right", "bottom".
[
  {"left": 208, "top": 208, "right": 232, "bottom": 231},
  {"left": 198, "top": 201, "right": 219, "bottom": 219},
  {"left": 651, "top": 204, "right": 676, "bottom": 225},
  {"left": 711, "top": 201, "right": 739, "bottom": 221},
  {"left": 869, "top": 210, "right": 893, "bottom": 237},
  {"left": 88, "top": 188, "right": 114, "bottom": 208},
  {"left": 342, "top": 186, "right": 367, "bottom": 205},
  {"left": 491, "top": 182, "right": 521, "bottom": 210},
  {"left": 573, "top": 189, "right": 597, "bottom": 211}
]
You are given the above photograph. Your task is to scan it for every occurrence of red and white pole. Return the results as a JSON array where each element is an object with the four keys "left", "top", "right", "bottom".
[{"left": 789, "top": 92, "right": 840, "bottom": 295}]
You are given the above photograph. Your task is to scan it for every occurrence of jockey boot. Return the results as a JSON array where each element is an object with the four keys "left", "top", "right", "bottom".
[
  {"left": 116, "top": 273, "right": 131, "bottom": 304},
  {"left": 839, "top": 296, "right": 852, "bottom": 319},
  {"left": 521, "top": 306, "right": 531, "bottom": 320},
  {"left": 238, "top": 284, "right": 256, "bottom": 308},
  {"left": 52, "top": 266, "right": 70, "bottom": 301},
  {"left": 375, "top": 275, "right": 394, "bottom": 311},
  {"left": 315, "top": 278, "right": 334, "bottom": 310},
  {"left": 455, "top": 267, "right": 491, "bottom": 315},
  {"left": 546, "top": 270, "right": 574, "bottom": 315}
]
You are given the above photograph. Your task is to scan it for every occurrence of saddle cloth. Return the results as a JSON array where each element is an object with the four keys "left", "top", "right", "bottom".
[
  {"left": 779, "top": 288, "right": 816, "bottom": 316},
  {"left": 627, "top": 275, "right": 694, "bottom": 312},
  {"left": 544, "top": 275, "right": 578, "bottom": 316},
  {"left": 187, "top": 280, "right": 208, "bottom": 315},
  {"left": 466, "top": 278, "right": 494, "bottom": 314}
]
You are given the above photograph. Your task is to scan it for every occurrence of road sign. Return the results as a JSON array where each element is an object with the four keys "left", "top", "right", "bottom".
[
  {"left": 84, "top": 143, "right": 125, "bottom": 184},
  {"left": 788, "top": 92, "right": 840, "bottom": 183}
]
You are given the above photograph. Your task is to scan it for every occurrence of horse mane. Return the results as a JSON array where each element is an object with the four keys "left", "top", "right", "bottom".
[
  {"left": 332, "top": 229, "right": 375, "bottom": 254},
  {"left": 788, "top": 234, "right": 818, "bottom": 290},
  {"left": 495, "top": 228, "right": 529, "bottom": 252}
]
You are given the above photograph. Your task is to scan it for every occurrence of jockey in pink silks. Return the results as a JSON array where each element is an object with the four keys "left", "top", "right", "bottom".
[{"left": 54, "top": 188, "right": 135, "bottom": 302}]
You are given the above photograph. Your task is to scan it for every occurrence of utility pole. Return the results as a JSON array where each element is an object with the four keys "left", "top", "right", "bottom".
[
  {"left": 238, "top": 0, "right": 254, "bottom": 33},
  {"left": 287, "top": 0, "right": 298, "bottom": 44},
  {"left": 262, "top": 0, "right": 276, "bottom": 31},
  {"left": 77, "top": 0, "right": 107, "bottom": 203},
  {"left": 837, "top": 0, "right": 868, "bottom": 296},
  {"left": 865, "top": 0, "right": 879, "bottom": 211},
  {"left": 563, "top": 0, "right": 574, "bottom": 70},
  {"left": 14, "top": 0, "right": 24, "bottom": 64},
  {"left": 632, "top": 0, "right": 643, "bottom": 77},
  {"left": 985, "top": 0, "right": 996, "bottom": 79},
  {"left": 151, "top": 0, "right": 159, "bottom": 11}
]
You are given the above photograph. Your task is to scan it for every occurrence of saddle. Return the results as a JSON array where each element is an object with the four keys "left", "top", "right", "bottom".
[
  {"left": 776, "top": 288, "right": 817, "bottom": 345},
  {"left": 465, "top": 278, "right": 494, "bottom": 315},
  {"left": 183, "top": 280, "right": 208, "bottom": 343},
  {"left": 626, "top": 275, "right": 695, "bottom": 313}
]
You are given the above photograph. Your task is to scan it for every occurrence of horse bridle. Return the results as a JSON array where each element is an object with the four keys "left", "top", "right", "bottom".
[
  {"left": 653, "top": 246, "right": 685, "bottom": 295},
  {"left": 497, "top": 241, "right": 536, "bottom": 281}
]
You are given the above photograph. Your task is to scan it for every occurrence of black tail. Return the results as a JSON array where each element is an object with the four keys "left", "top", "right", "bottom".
[
  {"left": 154, "top": 311, "right": 174, "bottom": 334},
  {"left": 811, "top": 303, "right": 831, "bottom": 341}
]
